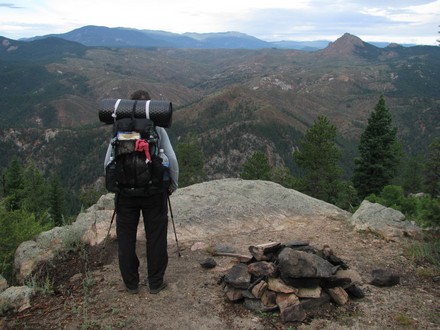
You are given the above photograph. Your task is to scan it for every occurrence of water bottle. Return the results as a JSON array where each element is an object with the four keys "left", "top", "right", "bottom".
[
  {"left": 159, "top": 149, "right": 169, "bottom": 167},
  {"left": 159, "top": 149, "right": 170, "bottom": 186}
]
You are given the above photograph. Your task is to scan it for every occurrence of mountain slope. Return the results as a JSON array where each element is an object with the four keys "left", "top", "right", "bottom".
[{"left": 0, "top": 33, "right": 438, "bottom": 194}]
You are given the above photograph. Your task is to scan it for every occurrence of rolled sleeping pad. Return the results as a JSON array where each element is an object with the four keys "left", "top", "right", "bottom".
[{"left": 98, "top": 98, "right": 173, "bottom": 128}]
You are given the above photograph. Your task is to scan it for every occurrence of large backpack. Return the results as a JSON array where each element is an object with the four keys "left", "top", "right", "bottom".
[{"left": 105, "top": 112, "right": 169, "bottom": 197}]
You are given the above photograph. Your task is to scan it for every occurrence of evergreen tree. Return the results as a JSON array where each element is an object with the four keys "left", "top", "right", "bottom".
[
  {"left": 425, "top": 138, "right": 440, "bottom": 197},
  {"left": 353, "top": 95, "right": 401, "bottom": 200},
  {"left": 175, "top": 134, "right": 206, "bottom": 187},
  {"left": 2, "top": 157, "right": 24, "bottom": 211},
  {"left": 293, "top": 116, "right": 343, "bottom": 203},
  {"left": 241, "top": 150, "right": 272, "bottom": 180},
  {"left": 271, "top": 165, "right": 296, "bottom": 188},
  {"left": 21, "top": 162, "right": 50, "bottom": 218},
  {"left": 398, "top": 154, "right": 424, "bottom": 194},
  {"left": 49, "top": 174, "right": 65, "bottom": 226}
]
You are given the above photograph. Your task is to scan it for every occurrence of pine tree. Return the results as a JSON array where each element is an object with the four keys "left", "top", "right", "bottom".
[
  {"left": 293, "top": 116, "right": 343, "bottom": 203},
  {"left": 241, "top": 150, "right": 272, "bottom": 180},
  {"left": 399, "top": 154, "right": 424, "bottom": 194},
  {"left": 2, "top": 157, "right": 24, "bottom": 211},
  {"left": 175, "top": 134, "right": 206, "bottom": 187},
  {"left": 425, "top": 138, "right": 440, "bottom": 197},
  {"left": 49, "top": 174, "right": 65, "bottom": 226},
  {"left": 353, "top": 95, "right": 401, "bottom": 200},
  {"left": 21, "top": 162, "right": 50, "bottom": 217}
]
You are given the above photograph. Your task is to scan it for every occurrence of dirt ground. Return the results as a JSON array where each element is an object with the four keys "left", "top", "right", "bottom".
[{"left": 3, "top": 215, "right": 440, "bottom": 330}]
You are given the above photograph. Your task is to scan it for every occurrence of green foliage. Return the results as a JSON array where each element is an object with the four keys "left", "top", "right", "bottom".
[
  {"left": 1, "top": 157, "right": 24, "bottom": 211},
  {"left": 425, "top": 138, "right": 440, "bottom": 197},
  {"left": 395, "top": 153, "right": 425, "bottom": 194},
  {"left": 49, "top": 174, "right": 66, "bottom": 226},
  {"left": 418, "top": 197, "right": 440, "bottom": 227},
  {"left": 406, "top": 236, "right": 440, "bottom": 271},
  {"left": 293, "top": 116, "right": 346, "bottom": 205},
  {"left": 0, "top": 158, "right": 70, "bottom": 281},
  {"left": 366, "top": 185, "right": 440, "bottom": 228},
  {"left": 353, "top": 95, "right": 401, "bottom": 200},
  {"left": 21, "top": 162, "right": 51, "bottom": 219},
  {"left": 175, "top": 134, "right": 207, "bottom": 188},
  {"left": 0, "top": 207, "right": 51, "bottom": 282},
  {"left": 79, "top": 185, "right": 106, "bottom": 212},
  {"left": 241, "top": 151, "right": 272, "bottom": 180},
  {"left": 270, "top": 165, "right": 296, "bottom": 189}
]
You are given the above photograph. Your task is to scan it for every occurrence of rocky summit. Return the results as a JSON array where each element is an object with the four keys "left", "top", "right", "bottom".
[{"left": 1, "top": 179, "right": 436, "bottom": 330}]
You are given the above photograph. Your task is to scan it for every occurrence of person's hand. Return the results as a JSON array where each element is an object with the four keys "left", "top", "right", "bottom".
[{"left": 168, "top": 188, "right": 173, "bottom": 196}]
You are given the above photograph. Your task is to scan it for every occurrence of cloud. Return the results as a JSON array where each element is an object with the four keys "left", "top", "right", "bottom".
[{"left": 0, "top": 3, "right": 23, "bottom": 8}]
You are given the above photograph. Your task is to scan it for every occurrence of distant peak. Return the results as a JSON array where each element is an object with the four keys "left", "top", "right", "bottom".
[
  {"left": 322, "top": 33, "right": 374, "bottom": 57},
  {"left": 332, "top": 33, "right": 365, "bottom": 47}
]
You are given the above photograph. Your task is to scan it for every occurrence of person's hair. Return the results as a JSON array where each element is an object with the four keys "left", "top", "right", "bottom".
[{"left": 130, "top": 90, "right": 151, "bottom": 100}]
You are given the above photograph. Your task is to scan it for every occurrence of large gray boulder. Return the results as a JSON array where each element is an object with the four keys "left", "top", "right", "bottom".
[
  {"left": 350, "top": 200, "right": 423, "bottom": 241},
  {"left": 171, "top": 179, "right": 351, "bottom": 240},
  {"left": 13, "top": 179, "right": 350, "bottom": 284},
  {"left": 0, "top": 286, "right": 34, "bottom": 314}
]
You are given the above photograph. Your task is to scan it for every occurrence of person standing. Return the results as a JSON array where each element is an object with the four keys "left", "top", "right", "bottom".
[{"left": 104, "top": 89, "right": 179, "bottom": 294}]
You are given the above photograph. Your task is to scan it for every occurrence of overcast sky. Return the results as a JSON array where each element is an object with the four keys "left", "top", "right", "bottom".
[{"left": 0, "top": 0, "right": 439, "bottom": 45}]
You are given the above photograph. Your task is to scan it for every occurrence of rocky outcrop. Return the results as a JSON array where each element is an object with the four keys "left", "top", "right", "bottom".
[
  {"left": 13, "top": 179, "right": 351, "bottom": 284},
  {"left": 9, "top": 179, "right": 424, "bottom": 314},
  {"left": 350, "top": 200, "right": 423, "bottom": 241}
]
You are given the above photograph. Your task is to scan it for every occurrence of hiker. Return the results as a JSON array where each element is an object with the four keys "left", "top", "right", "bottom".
[{"left": 104, "top": 89, "right": 179, "bottom": 294}]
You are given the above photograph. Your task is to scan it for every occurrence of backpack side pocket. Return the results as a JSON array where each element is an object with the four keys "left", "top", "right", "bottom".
[{"left": 105, "top": 159, "right": 119, "bottom": 193}]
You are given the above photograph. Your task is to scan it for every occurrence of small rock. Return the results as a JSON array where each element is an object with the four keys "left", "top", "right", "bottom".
[
  {"left": 224, "top": 263, "right": 251, "bottom": 289},
  {"left": 345, "top": 284, "right": 365, "bottom": 298},
  {"left": 283, "top": 240, "right": 310, "bottom": 248},
  {"left": 278, "top": 248, "right": 334, "bottom": 279},
  {"left": 224, "top": 287, "right": 243, "bottom": 302},
  {"left": 280, "top": 303, "right": 306, "bottom": 323},
  {"left": 321, "top": 275, "right": 352, "bottom": 288},
  {"left": 276, "top": 292, "right": 299, "bottom": 311},
  {"left": 0, "top": 286, "right": 34, "bottom": 314},
  {"left": 260, "top": 290, "right": 277, "bottom": 308},
  {"left": 251, "top": 281, "right": 267, "bottom": 299},
  {"left": 243, "top": 298, "right": 277, "bottom": 312},
  {"left": 249, "top": 242, "right": 281, "bottom": 261},
  {"left": 335, "top": 269, "right": 363, "bottom": 287},
  {"left": 281, "top": 276, "right": 321, "bottom": 288},
  {"left": 267, "top": 277, "right": 297, "bottom": 294},
  {"left": 200, "top": 258, "right": 217, "bottom": 269},
  {"left": 296, "top": 286, "right": 322, "bottom": 299},
  {"left": 370, "top": 269, "right": 400, "bottom": 287},
  {"left": 191, "top": 242, "right": 209, "bottom": 251},
  {"left": 328, "top": 286, "right": 349, "bottom": 305},
  {"left": 247, "top": 261, "right": 277, "bottom": 277},
  {"left": 300, "top": 292, "right": 331, "bottom": 311}
]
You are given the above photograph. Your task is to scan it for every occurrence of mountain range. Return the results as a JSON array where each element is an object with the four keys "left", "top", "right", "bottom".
[
  {"left": 19, "top": 25, "right": 410, "bottom": 51},
  {"left": 0, "top": 29, "right": 439, "bottom": 209}
]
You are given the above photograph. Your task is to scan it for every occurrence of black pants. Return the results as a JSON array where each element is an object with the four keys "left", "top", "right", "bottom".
[{"left": 115, "top": 192, "right": 168, "bottom": 290}]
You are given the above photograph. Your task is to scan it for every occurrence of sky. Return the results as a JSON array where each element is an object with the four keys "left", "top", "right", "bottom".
[{"left": 0, "top": 0, "right": 439, "bottom": 45}]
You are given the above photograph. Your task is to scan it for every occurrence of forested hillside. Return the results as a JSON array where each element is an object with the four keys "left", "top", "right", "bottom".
[{"left": 0, "top": 33, "right": 439, "bottom": 213}]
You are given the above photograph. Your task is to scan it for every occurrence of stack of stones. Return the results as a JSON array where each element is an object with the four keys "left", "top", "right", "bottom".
[{"left": 220, "top": 241, "right": 365, "bottom": 323}]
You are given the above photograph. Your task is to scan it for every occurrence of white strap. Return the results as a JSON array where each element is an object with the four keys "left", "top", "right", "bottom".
[
  {"left": 112, "top": 99, "right": 121, "bottom": 121},
  {"left": 145, "top": 100, "right": 151, "bottom": 119}
]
